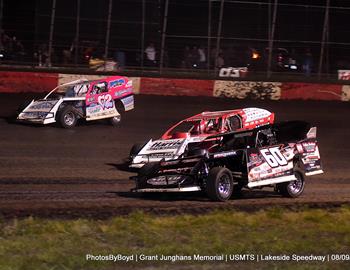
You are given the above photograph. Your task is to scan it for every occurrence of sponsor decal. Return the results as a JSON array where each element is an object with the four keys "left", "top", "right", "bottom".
[
  {"left": 149, "top": 140, "right": 183, "bottom": 151},
  {"left": 242, "top": 108, "right": 271, "bottom": 122},
  {"left": 121, "top": 95, "right": 134, "bottom": 106},
  {"left": 338, "top": 70, "right": 350, "bottom": 80},
  {"left": 219, "top": 67, "right": 248, "bottom": 78},
  {"left": 88, "top": 97, "right": 95, "bottom": 103},
  {"left": 28, "top": 101, "right": 57, "bottom": 112},
  {"left": 87, "top": 105, "right": 102, "bottom": 114},
  {"left": 213, "top": 151, "right": 236, "bottom": 158},
  {"left": 260, "top": 146, "right": 288, "bottom": 168},
  {"left": 97, "top": 94, "right": 113, "bottom": 110},
  {"left": 213, "top": 81, "right": 281, "bottom": 100},
  {"left": 302, "top": 142, "right": 316, "bottom": 153},
  {"left": 147, "top": 175, "right": 183, "bottom": 186},
  {"left": 109, "top": 79, "right": 125, "bottom": 88},
  {"left": 22, "top": 111, "right": 48, "bottom": 119},
  {"left": 115, "top": 89, "right": 128, "bottom": 97}
]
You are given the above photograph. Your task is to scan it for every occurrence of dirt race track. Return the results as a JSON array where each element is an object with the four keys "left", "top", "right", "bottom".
[{"left": 0, "top": 93, "right": 349, "bottom": 219}]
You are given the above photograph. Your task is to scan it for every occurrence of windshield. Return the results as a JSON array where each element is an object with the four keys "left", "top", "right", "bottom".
[
  {"left": 169, "top": 120, "right": 200, "bottom": 135},
  {"left": 168, "top": 118, "right": 222, "bottom": 136}
]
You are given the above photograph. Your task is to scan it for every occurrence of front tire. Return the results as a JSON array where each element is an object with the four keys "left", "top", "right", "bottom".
[
  {"left": 110, "top": 114, "right": 121, "bottom": 126},
  {"left": 277, "top": 169, "right": 305, "bottom": 198},
  {"left": 130, "top": 142, "right": 146, "bottom": 158},
  {"left": 206, "top": 167, "right": 233, "bottom": 201},
  {"left": 57, "top": 106, "right": 77, "bottom": 128}
]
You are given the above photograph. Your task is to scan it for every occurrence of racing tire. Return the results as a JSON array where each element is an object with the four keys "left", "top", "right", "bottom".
[
  {"left": 110, "top": 100, "right": 125, "bottom": 127},
  {"left": 130, "top": 142, "right": 146, "bottom": 158},
  {"left": 277, "top": 168, "right": 305, "bottom": 198},
  {"left": 206, "top": 167, "right": 233, "bottom": 202},
  {"left": 110, "top": 115, "right": 121, "bottom": 126},
  {"left": 57, "top": 106, "right": 78, "bottom": 128}
]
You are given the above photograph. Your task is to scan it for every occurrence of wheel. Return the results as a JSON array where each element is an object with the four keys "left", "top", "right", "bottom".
[
  {"left": 110, "top": 100, "right": 125, "bottom": 126},
  {"left": 130, "top": 142, "right": 146, "bottom": 158},
  {"left": 110, "top": 114, "right": 121, "bottom": 126},
  {"left": 57, "top": 106, "right": 77, "bottom": 128},
  {"left": 206, "top": 167, "right": 233, "bottom": 201},
  {"left": 277, "top": 169, "right": 305, "bottom": 198}
]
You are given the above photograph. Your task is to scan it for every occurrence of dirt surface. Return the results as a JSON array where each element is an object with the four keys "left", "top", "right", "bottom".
[{"left": 0, "top": 93, "right": 349, "bottom": 219}]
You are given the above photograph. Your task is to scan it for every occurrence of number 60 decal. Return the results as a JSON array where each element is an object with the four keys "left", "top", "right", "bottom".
[{"left": 260, "top": 147, "right": 288, "bottom": 168}]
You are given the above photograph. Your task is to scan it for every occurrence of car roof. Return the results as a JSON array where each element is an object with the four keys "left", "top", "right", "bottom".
[
  {"left": 184, "top": 108, "right": 272, "bottom": 122},
  {"left": 66, "top": 76, "right": 127, "bottom": 85},
  {"left": 185, "top": 109, "right": 241, "bottom": 121}
]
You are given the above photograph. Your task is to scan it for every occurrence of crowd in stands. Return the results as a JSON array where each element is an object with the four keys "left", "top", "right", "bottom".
[{"left": 0, "top": 29, "right": 25, "bottom": 62}]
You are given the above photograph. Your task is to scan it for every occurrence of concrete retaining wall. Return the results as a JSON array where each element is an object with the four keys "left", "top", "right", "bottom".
[{"left": 0, "top": 70, "right": 348, "bottom": 101}]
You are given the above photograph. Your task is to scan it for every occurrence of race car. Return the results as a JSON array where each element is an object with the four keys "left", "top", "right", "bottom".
[
  {"left": 17, "top": 76, "right": 134, "bottom": 128},
  {"left": 131, "top": 120, "right": 323, "bottom": 201},
  {"left": 129, "top": 108, "right": 274, "bottom": 168}
]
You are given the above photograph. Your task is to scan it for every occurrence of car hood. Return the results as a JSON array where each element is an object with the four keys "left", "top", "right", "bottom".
[{"left": 24, "top": 100, "right": 59, "bottom": 112}]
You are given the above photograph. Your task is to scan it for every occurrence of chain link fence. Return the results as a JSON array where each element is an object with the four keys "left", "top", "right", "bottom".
[{"left": 1, "top": 0, "right": 350, "bottom": 80}]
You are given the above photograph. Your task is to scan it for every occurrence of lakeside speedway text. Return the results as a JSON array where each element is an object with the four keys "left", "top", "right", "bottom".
[{"left": 86, "top": 253, "right": 350, "bottom": 263}]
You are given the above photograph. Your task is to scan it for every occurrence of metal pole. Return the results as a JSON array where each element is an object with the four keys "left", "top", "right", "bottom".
[
  {"left": 318, "top": 0, "right": 330, "bottom": 78},
  {"left": 104, "top": 0, "right": 113, "bottom": 61},
  {"left": 214, "top": 0, "right": 224, "bottom": 73},
  {"left": 207, "top": 0, "right": 212, "bottom": 72},
  {"left": 141, "top": 0, "right": 145, "bottom": 68},
  {"left": 48, "top": 0, "right": 56, "bottom": 67},
  {"left": 268, "top": 0, "right": 271, "bottom": 41},
  {"left": 0, "top": 0, "right": 3, "bottom": 31},
  {"left": 0, "top": 0, "right": 3, "bottom": 54},
  {"left": 74, "top": 0, "right": 80, "bottom": 65},
  {"left": 267, "top": 0, "right": 278, "bottom": 78},
  {"left": 160, "top": 0, "right": 169, "bottom": 73}
]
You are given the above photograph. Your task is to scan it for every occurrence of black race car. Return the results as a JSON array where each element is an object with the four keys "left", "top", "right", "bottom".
[{"left": 131, "top": 121, "right": 323, "bottom": 201}]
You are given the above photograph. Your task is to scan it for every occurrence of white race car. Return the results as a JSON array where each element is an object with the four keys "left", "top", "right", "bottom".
[{"left": 17, "top": 76, "right": 134, "bottom": 128}]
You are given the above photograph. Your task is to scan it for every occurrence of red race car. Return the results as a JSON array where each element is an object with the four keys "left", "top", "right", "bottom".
[{"left": 130, "top": 107, "right": 274, "bottom": 168}]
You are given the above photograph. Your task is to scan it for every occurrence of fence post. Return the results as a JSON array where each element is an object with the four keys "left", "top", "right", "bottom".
[
  {"left": 160, "top": 0, "right": 169, "bottom": 73},
  {"left": 104, "top": 0, "right": 113, "bottom": 64},
  {"left": 318, "top": 0, "right": 330, "bottom": 78},
  {"left": 267, "top": 0, "right": 278, "bottom": 78},
  {"left": 48, "top": 0, "right": 56, "bottom": 67},
  {"left": 214, "top": 0, "right": 224, "bottom": 74},
  {"left": 207, "top": 0, "right": 212, "bottom": 73},
  {"left": 74, "top": 0, "right": 80, "bottom": 66}
]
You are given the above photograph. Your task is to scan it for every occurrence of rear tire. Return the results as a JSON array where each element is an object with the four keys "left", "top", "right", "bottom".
[
  {"left": 57, "top": 106, "right": 77, "bottom": 128},
  {"left": 277, "top": 169, "right": 305, "bottom": 198},
  {"left": 206, "top": 167, "right": 233, "bottom": 201},
  {"left": 110, "top": 100, "right": 125, "bottom": 126}
]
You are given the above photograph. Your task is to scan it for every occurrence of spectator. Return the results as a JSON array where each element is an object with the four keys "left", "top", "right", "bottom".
[
  {"left": 302, "top": 48, "right": 313, "bottom": 76},
  {"left": 114, "top": 49, "right": 126, "bottom": 70},
  {"left": 62, "top": 40, "right": 75, "bottom": 65},
  {"left": 189, "top": 45, "right": 200, "bottom": 68},
  {"left": 216, "top": 53, "right": 225, "bottom": 69},
  {"left": 145, "top": 42, "right": 157, "bottom": 66},
  {"left": 198, "top": 46, "right": 206, "bottom": 68},
  {"left": 12, "top": 37, "right": 25, "bottom": 62}
]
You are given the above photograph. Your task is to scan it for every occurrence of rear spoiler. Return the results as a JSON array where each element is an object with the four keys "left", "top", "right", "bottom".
[{"left": 307, "top": 127, "right": 317, "bottom": 139}]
